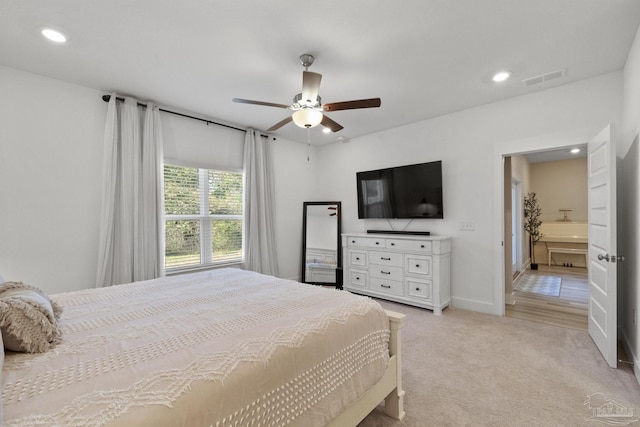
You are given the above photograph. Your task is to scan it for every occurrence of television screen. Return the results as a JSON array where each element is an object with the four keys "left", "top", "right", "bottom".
[{"left": 356, "top": 161, "right": 443, "bottom": 219}]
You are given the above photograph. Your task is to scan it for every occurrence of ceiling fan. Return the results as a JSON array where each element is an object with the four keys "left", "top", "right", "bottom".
[{"left": 233, "top": 54, "right": 381, "bottom": 133}]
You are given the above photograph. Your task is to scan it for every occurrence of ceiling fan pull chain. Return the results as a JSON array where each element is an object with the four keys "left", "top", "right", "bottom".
[{"left": 306, "top": 128, "right": 311, "bottom": 162}]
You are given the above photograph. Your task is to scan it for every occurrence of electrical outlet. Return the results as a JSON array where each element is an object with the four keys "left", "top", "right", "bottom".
[{"left": 460, "top": 221, "right": 476, "bottom": 231}]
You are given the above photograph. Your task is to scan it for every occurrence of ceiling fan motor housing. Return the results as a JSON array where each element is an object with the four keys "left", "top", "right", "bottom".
[{"left": 293, "top": 93, "right": 321, "bottom": 109}]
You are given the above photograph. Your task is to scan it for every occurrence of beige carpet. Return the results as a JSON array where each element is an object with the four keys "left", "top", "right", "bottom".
[
  {"left": 513, "top": 274, "right": 562, "bottom": 297},
  {"left": 358, "top": 299, "right": 640, "bottom": 426}
]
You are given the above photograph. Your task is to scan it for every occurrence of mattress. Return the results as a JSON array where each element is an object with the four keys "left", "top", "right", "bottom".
[{"left": 1, "top": 268, "right": 390, "bottom": 426}]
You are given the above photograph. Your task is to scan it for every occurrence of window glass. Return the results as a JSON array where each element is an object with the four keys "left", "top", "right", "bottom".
[
  {"left": 164, "top": 165, "right": 200, "bottom": 215},
  {"left": 164, "top": 165, "right": 243, "bottom": 271}
]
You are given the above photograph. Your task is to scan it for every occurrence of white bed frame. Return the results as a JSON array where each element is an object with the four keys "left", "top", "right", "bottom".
[{"left": 328, "top": 309, "right": 406, "bottom": 426}]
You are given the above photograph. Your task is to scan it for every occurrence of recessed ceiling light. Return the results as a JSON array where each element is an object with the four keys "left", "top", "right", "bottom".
[
  {"left": 41, "top": 28, "right": 67, "bottom": 43},
  {"left": 571, "top": 148, "right": 580, "bottom": 154},
  {"left": 322, "top": 127, "right": 331, "bottom": 134},
  {"left": 492, "top": 71, "right": 511, "bottom": 82}
]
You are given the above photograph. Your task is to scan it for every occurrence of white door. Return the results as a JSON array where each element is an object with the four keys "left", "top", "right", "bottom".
[{"left": 587, "top": 125, "right": 617, "bottom": 368}]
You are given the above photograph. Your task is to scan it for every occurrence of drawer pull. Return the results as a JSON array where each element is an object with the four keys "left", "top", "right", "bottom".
[
  {"left": 390, "top": 242, "right": 395, "bottom": 246},
  {"left": 381, "top": 257, "right": 391, "bottom": 261},
  {"left": 416, "top": 264, "right": 420, "bottom": 268},
  {"left": 375, "top": 241, "right": 380, "bottom": 245},
  {"left": 421, "top": 245, "right": 425, "bottom": 248},
  {"left": 415, "top": 287, "right": 421, "bottom": 291},
  {"left": 381, "top": 271, "right": 391, "bottom": 275},
  {"left": 351, "top": 240, "right": 356, "bottom": 243},
  {"left": 356, "top": 257, "right": 360, "bottom": 260},
  {"left": 381, "top": 284, "right": 391, "bottom": 289},
  {"left": 356, "top": 277, "right": 360, "bottom": 280}
]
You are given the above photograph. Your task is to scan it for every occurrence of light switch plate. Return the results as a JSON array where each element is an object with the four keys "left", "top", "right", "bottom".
[{"left": 460, "top": 221, "right": 476, "bottom": 231}]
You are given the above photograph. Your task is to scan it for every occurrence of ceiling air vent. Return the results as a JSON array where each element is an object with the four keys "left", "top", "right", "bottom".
[{"left": 521, "top": 69, "right": 566, "bottom": 87}]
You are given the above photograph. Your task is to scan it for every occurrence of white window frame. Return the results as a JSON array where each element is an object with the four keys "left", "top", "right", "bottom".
[{"left": 164, "top": 164, "right": 244, "bottom": 273}]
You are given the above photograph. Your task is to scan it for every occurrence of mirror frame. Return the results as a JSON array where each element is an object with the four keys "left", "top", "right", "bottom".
[{"left": 301, "top": 201, "right": 342, "bottom": 289}]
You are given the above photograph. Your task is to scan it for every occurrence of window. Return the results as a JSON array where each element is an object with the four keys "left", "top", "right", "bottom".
[{"left": 163, "top": 164, "right": 243, "bottom": 271}]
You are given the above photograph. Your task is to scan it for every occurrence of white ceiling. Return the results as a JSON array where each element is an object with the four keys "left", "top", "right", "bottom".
[
  {"left": 523, "top": 144, "right": 587, "bottom": 164},
  {"left": 1, "top": 1, "right": 639, "bottom": 147}
]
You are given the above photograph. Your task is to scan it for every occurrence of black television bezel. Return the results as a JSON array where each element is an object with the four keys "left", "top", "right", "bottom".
[{"left": 356, "top": 160, "right": 443, "bottom": 220}]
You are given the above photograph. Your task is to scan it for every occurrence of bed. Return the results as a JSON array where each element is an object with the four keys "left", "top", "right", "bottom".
[{"left": 1, "top": 268, "right": 405, "bottom": 426}]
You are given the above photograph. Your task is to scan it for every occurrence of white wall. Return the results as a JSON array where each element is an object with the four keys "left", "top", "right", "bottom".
[
  {"left": 0, "top": 66, "right": 315, "bottom": 292},
  {"left": 621, "top": 24, "right": 640, "bottom": 382},
  {"left": 316, "top": 71, "right": 622, "bottom": 314},
  {"left": 0, "top": 66, "right": 105, "bottom": 293},
  {"left": 271, "top": 138, "right": 318, "bottom": 280}
]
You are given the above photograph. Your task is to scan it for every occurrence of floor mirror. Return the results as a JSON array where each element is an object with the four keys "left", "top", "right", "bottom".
[{"left": 301, "top": 201, "right": 342, "bottom": 288}]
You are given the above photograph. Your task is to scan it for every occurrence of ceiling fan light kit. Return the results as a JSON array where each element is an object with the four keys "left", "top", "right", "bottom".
[
  {"left": 233, "top": 53, "right": 381, "bottom": 133},
  {"left": 292, "top": 108, "right": 323, "bottom": 128}
]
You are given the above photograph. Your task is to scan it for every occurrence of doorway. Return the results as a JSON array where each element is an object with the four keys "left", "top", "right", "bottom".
[
  {"left": 493, "top": 125, "right": 618, "bottom": 368},
  {"left": 503, "top": 150, "right": 588, "bottom": 331}
]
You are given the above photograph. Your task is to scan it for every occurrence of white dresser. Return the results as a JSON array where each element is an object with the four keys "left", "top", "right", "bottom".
[{"left": 342, "top": 233, "right": 451, "bottom": 314}]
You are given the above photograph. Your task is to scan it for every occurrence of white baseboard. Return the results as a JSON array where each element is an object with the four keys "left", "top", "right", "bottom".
[{"left": 451, "top": 297, "right": 495, "bottom": 315}]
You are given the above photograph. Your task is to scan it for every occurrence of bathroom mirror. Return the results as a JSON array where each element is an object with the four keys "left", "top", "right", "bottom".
[{"left": 301, "top": 201, "right": 342, "bottom": 288}]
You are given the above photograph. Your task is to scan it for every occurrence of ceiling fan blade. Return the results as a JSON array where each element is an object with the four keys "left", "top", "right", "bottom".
[
  {"left": 321, "top": 115, "right": 344, "bottom": 132},
  {"left": 301, "top": 71, "right": 322, "bottom": 104},
  {"left": 323, "top": 98, "right": 381, "bottom": 112},
  {"left": 267, "top": 115, "right": 293, "bottom": 131},
  {"left": 232, "top": 98, "right": 290, "bottom": 109}
]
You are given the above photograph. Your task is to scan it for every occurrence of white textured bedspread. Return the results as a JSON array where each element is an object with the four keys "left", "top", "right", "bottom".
[{"left": 2, "top": 268, "right": 390, "bottom": 426}]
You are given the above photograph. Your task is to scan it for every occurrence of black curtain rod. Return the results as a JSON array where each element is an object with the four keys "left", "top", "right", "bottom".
[{"left": 101, "top": 95, "right": 269, "bottom": 138}]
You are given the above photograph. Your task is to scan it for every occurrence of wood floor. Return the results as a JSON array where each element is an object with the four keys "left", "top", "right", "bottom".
[{"left": 506, "top": 265, "right": 588, "bottom": 331}]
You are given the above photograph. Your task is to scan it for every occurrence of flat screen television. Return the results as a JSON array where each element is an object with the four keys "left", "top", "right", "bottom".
[{"left": 356, "top": 160, "right": 443, "bottom": 219}]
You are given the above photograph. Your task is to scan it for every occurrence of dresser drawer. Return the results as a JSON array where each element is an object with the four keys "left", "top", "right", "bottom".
[
  {"left": 387, "top": 239, "right": 432, "bottom": 253},
  {"left": 349, "top": 250, "right": 368, "bottom": 267},
  {"left": 405, "top": 255, "right": 432, "bottom": 277},
  {"left": 369, "top": 265, "right": 403, "bottom": 281},
  {"left": 407, "top": 278, "right": 432, "bottom": 300},
  {"left": 347, "top": 236, "right": 385, "bottom": 248},
  {"left": 369, "top": 251, "right": 403, "bottom": 267},
  {"left": 370, "top": 277, "right": 404, "bottom": 296},
  {"left": 348, "top": 270, "right": 368, "bottom": 288}
]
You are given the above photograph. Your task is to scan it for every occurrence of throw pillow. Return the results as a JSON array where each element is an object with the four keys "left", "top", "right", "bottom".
[{"left": 0, "top": 282, "right": 62, "bottom": 353}]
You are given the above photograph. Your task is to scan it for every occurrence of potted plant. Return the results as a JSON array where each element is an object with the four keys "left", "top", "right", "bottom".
[{"left": 523, "top": 192, "right": 543, "bottom": 270}]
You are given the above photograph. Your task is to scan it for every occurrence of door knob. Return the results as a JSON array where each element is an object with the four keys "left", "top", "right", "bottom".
[{"left": 598, "top": 253, "right": 626, "bottom": 263}]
